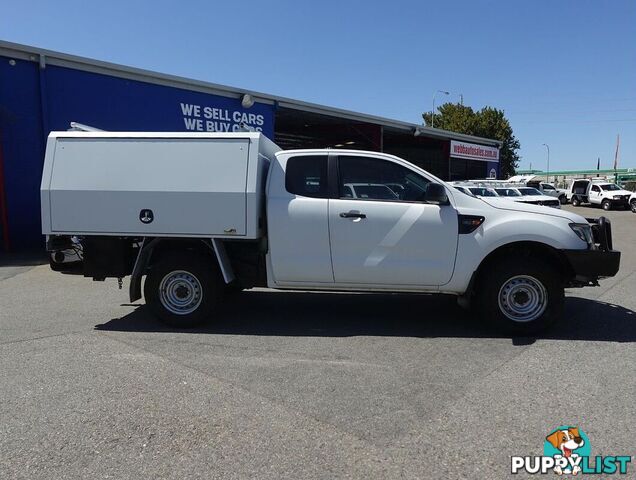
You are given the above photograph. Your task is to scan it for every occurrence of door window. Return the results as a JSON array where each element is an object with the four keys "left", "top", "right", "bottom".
[
  {"left": 338, "top": 156, "right": 430, "bottom": 202},
  {"left": 591, "top": 185, "right": 600, "bottom": 193},
  {"left": 285, "top": 156, "right": 328, "bottom": 198}
]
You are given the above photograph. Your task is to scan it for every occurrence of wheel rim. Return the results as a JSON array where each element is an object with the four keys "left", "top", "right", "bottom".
[
  {"left": 158, "top": 270, "right": 203, "bottom": 315},
  {"left": 631, "top": 201, "right": 636, "bottom": 212},
  {"left": 498, "top": 275, "right": 547, "bottom": 323}
]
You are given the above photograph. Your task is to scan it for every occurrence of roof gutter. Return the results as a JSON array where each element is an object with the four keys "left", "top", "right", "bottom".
[{"left": 414, "top": 125, "right": 503, "bottom": 148}]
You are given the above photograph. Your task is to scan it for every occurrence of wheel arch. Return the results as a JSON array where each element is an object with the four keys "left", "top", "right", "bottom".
[
  {"left": 129, "top": 238, "right": 228, "bottom": 302},
  {"left": 469, "top": 241, "right": 573, "bottom": 297}
]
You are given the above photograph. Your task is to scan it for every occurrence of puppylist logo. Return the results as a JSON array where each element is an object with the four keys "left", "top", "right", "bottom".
[{"left": 511, "top": 426, "right": 631, "bottom": 475}]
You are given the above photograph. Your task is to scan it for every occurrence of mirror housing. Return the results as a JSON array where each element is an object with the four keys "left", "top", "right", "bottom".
[{"left": 425, "top": 183, "right": 449, "bottom": 205}]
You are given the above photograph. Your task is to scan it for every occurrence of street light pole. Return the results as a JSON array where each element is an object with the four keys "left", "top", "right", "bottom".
[
  {"left": 431, "top": 90, "right": 450, "bottom": 128},
  {"left": 542, "top": 144, "right": 550, "bottom": 182}
]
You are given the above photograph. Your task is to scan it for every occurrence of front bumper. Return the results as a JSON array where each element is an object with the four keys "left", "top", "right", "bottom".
[
  {"left": 563, "top": 216, "right": 620, "bottom": 284},
  {"left": 563, "top": 249, "right": 620, "bottom": 283},
  {"left": 609, "top": 197, "right": 630, "bottom": 207}
]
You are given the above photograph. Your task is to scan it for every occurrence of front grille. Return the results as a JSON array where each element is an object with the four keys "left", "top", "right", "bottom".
[{"left": 521, "top": 200, "right": 560, "bottom": 208}]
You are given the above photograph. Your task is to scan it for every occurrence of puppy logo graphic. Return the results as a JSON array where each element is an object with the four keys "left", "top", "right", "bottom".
[
  {"left": 512, "top": 426, "right": 631, "bottom": 475},
  {"left": 545, "top": 427, "right": 586, "bottom": 475}
]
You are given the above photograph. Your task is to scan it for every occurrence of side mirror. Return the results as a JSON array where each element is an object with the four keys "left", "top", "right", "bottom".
[{"left": 425, "top": 183, "right": 449, "bottom": 205}]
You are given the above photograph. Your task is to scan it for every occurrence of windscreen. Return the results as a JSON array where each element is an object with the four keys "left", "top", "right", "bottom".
[
  {"left": 469, "top": 187, "right": 498, "bottom": 197},
  {"left": 518, "top": 188, "right": 542, "bottom": 196},
  {"left": 495, "top": 188, "right": 521, "bottom": 197}
]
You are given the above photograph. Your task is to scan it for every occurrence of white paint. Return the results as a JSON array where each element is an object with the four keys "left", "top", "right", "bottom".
[{"left": 41, "top": 132, "right": 279, "bottom": 239}]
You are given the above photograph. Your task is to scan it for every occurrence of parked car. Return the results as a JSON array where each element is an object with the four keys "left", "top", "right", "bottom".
[
  {"left": 527, "top": 181, "right": 568, "bottom": 204},
  {"left": 466, "top": 186, "right": 499, "bottom": 197},
  {"left": 509, "top": 176, "right": 568, "bottom": 204},
  {"left": 41, "top": 131, "right": 620, "bottom": 334},
  {"left": 453, "top": 184, "right": 501, "bottom": 199},
  {"left": 494, "top": 187, "right": 561, "bottom": 209},
  {"left": 568, "top": 179, "right": 632, "bottom": 210},
  {"left": 343, "top": 183, "right": 399, "bottom": 200}
]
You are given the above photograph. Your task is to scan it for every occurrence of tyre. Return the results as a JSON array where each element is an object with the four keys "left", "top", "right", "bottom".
[
  {"left": 602, "top": 199, "right": 611, "bottom": 211},
  {"left": 144, "top": 251, "right": 222, "bottom": 328},
  {"left": 477, "top": 258, "right": 564, "bottom": 335},
  {"left": 559, "top": 195, "right": 567, "bottom": 205},
  {"left": 571, "top": 197, "right": 580, "bottom": 206},
  {"left": 631, "top": 199, "right": 636, "bottom": 213}
]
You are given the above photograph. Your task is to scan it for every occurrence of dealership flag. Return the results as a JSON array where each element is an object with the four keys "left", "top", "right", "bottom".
[{"left": 613, "top": 134, "right": 620, "bottom": 170}]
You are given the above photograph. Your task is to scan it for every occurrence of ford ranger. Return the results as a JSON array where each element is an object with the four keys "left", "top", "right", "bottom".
[{"left": 41, "top": 132, "right": 621, "bottom": 334}]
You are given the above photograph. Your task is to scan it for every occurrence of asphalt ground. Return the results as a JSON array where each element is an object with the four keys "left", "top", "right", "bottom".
[{"left": 1, "top": 205, "right": 634, "bottom": 479}]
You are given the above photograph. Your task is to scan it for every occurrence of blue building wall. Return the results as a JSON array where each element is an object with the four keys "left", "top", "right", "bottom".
[{"left": 0, "top": 56, "right": 275, "bottom": 251}]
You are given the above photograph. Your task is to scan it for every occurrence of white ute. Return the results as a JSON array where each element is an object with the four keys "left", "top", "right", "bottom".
[
  {"left": 568, "top": 179, "right": 632, "bottom": 210},
  {"left": 41, "top": 132, "right": 621, "bottom": 333}
]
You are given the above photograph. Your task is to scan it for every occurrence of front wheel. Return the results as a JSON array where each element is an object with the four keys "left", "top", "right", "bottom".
[
  {"left": 144, "top": 252, "right": 222, "bottom": 328},
  {"left": 559, "top": 195, "right": 567, "bottom": 205},
  {"left": 602, "top": 199, "right": 612, "bottom": 211},
  {"left": 478, "top": 259, "right": 564, "bottom": 334},
  {"left": 631, "top": 199, "right": 636, "bottom": 213}
]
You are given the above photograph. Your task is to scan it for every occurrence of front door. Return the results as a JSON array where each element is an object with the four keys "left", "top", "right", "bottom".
[
  {"left": 328, "top": 155, "right": 459, "bottom": 287},
  {"left": 590, "top": 184, "right": 602, "bottom": 203}
]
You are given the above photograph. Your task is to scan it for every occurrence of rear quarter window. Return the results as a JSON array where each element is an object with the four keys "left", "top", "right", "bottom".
[{"left": 285, "top": 156, "right": 328, "bottom": 198}]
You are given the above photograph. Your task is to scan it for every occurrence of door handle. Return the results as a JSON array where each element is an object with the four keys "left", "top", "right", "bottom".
[{"left": 339, "top": 211, "right": 366, "bottom": 219}]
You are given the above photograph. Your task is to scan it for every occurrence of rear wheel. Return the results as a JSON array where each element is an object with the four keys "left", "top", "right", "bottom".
[
  {"left": 602, "top": 199, "right": 612, "bottom": 211},
  {"left": 144, "top": 252, "right": 222, "bottom": 328},
  {"left": 631, "top": 199, "right": 636, "bottom": 213},
  {"left": 478, "top": 258, "right": 564, "bottom": 334},
  {"left": 571, "top": 197, "right": 580, "bottom": 206}
]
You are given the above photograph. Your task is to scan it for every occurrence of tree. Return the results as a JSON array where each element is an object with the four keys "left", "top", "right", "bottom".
[{"left": 423, "top": 103, "right": 520, "bottom": 178}]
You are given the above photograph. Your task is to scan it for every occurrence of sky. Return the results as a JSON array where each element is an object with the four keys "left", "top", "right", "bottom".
[{"left": 2, "top": 0, "right": 635, "bottom": 171}]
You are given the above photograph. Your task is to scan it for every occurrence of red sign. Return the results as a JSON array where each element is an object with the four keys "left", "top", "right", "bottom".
[{"left": 450, "top": 140, "right": 499, "bottom": 162}]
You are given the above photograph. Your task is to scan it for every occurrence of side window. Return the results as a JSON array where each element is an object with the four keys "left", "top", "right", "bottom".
[
  {"left": 592, "top": 185, "right": 600, "bottom": 192},
  {"left": 285, "top": 155, "right": 328, "bottom": 198},
  {"left": 338, "top": 156, "right": 430, "bottom": 202}
]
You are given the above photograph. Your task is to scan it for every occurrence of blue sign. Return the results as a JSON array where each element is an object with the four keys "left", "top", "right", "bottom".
[
  {"left": 44, "top": 65, "right": 275, "bottom": 137},
  {"left": 0, "top": 56, "right": 276, "bottom": 250},
  {"left": 487, "top": 161, "right": 500, "bottom": 179}
]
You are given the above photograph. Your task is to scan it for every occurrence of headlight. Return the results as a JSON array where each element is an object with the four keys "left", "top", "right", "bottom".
[{"left": 569, "top": 223, "right": 594, "bottom": 247}]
